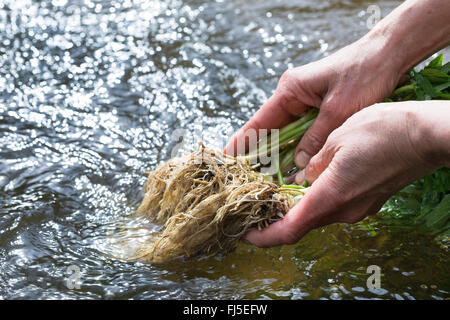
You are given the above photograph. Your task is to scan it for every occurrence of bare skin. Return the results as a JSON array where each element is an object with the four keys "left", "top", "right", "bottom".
[
  {"left": 246, "top": 102, "right": 450, "bottom": 247},
  {"left": 224, "top": 0, "right": 450, "bottom": 247}
]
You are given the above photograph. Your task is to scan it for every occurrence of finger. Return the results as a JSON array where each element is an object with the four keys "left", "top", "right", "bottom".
[
  {"left": 305, "top": 142, "right": 338, "bottom": 183},
  {"left": 315, "top": 195, "right": 387, "bottom": 227},
  {"left": 314, "top": 197, "right": 371, "bottom": 226},
  {"left": 294, "top": 108, "right": 342, "bottom": 168},
  {"left": 246, "top": 166, "right": 343, "bottom": 247},
  {"left": 294, "top": 169, "right": 306, "bottom": 185},
  {"left": 224, "top": 93, "right": 308, "bottom": 155},
  {"left": 295, "top": 140, "right": 337, "bottom": 185},
  {"left": 244, "top": 217, "right": 299, "bottom": 248}
]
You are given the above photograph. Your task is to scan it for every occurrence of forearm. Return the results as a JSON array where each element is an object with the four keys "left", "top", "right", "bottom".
[
  {"left": 408, "top": 101, "right": 450, "bottom": 168},
  {"left": 364, "top": 0, "right": 450, "bottom": 75}
]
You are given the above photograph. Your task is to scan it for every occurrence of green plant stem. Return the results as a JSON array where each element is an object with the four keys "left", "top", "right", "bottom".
[
  {"left": 434, "top": 81, "right": 450, "bottom": 92},
  {"left": 245, "top": 116, "right": 316, "bottom": 162},
  {"left": 280, "top": 184, "right": 306, "bottom": 190},
  {"left": 247, "top": 109, "right": 317, "bottom": 157},
  {"left": 279, "top": 184, "right": 307, "bottom": 196},
  {"left": 391, "top": 84, "right": 415, "bottom": 97},
  {"left": 278, "top": 109, "right": 318, "bottom": 138},
  {"left": 276, "top": 156, "right": 284, "bottom": 185},
  {"left": 280, "top": 146, "right": 296, "bottom": 172}
]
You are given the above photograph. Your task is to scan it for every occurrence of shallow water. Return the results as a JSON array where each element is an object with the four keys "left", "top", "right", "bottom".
[{"left": 0, "top": 0, "right": 449, "bottom": 300}]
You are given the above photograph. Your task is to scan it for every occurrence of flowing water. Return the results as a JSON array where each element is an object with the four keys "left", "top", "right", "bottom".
[{"left": 0, "top": 0, "right": 449, "bottom": 300}]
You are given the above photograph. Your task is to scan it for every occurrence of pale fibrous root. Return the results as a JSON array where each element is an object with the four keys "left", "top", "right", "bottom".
[{"left": 131, "top": 143, "right": 305, "bottom": 263}]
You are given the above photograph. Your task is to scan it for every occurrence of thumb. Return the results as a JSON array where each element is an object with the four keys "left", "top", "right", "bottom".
[
  {"left": 245, "top": 162, "right": 343, "bottom": 247},
  {"left": 294, "top": 107, "right": 343, "bottom": 169},
  {"left": 224, "top": 92, "right": 306, "bottom": 156}
]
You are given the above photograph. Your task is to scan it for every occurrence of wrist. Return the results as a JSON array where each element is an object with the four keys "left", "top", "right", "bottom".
[
  {"left": 426, "top": 114, "right": 450, "bottom": 169},
  {"left": 412, "top": 102, "right": 450, "bottom": 169},
  {"left": 358, "top": 29, "right": 404, "bottom": 83},
  {"left": 364, "top": 0, "right": 450, "bottom": 76}
]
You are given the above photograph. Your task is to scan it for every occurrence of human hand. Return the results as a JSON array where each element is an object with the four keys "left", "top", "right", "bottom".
[
  {"left": 245, "top": 101, "right": 450, "bottom": 247},
  {"left": 224, "top": 35, "right": 404, "bottom": 165},
  {"left": 225, "top": 0, "right": 450, "bottom": 171}
]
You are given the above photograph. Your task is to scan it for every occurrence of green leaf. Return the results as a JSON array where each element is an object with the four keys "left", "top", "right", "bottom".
[
  {"left": 427, "top": 54, "right": 444, "bottom": 68},
  {"left": 414, "top": 74, "right": 435, "bottom": 99},
  {"left": 434, "top": 81, "right": 450, "bottom": 92},
  {"left": 391, "top": 84, "right": 415, "bottom": 99},
  {"left": 381, "top": 52, "right": 450, "bottom": 241},
  {"left": 425, "top": 195, "right": 450, "bottom": 231},
  {"left": 414, "top": 86, "right": 427, "bottom": 100},
  {"left": 436, "top": 92, "right": 450, "bottom": 100},
  {"left": 441, "top": 62, "right": 450, "bottom": 74},
  {"left": 420, "top": 68, "right": 450, "bottom": 84}
]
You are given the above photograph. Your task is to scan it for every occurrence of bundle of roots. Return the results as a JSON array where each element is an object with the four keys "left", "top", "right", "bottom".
[
  {"left": 132, "top": 144, "right": 304, "bottom": 263},
  {"left": 113, "top": 109, "right": 317, "bottom": 263}
]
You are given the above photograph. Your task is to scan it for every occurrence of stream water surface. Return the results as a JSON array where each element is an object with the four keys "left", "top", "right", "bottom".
[{"left": 0, "top": 0, "right": 449, "bottom": 299}]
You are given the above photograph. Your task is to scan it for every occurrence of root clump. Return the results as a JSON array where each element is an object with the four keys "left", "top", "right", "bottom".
[{"left": 134, "top": 144, "right": 298, "bottom": 263}]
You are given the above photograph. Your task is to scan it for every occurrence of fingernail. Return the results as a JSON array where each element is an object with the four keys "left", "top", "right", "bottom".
[
  {"left": 295, "top": 151, "right": 310, "bottom": 168},
  {"left": 295, "top": 170, "right": 305, "bottom": 185},
  {"left": 284, "top": 173, "right": 296, "bottom": 184}
]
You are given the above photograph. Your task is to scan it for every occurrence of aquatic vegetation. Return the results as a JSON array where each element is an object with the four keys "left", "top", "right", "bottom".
[
  {"left": 380, "top": 168, "right": 450, "bottom": 245},
  {"left": 380, "top": 54, "right": 450, "bottom": 245},
  {"left": 388, "top": 54, "right": 450, "bottom": 101}
]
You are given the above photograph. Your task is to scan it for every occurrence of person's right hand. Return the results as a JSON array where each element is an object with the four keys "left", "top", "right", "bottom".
[
  {"left": 245, "top": 101, "right": 450, "bottom": 247},
  {"left": 224, "top": 34, "right": 405, "bottom": 169}
]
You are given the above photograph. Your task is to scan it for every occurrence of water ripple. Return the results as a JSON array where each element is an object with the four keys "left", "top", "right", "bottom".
[{"left": 0, "top": 0, "right": 449, "bottom": 299}]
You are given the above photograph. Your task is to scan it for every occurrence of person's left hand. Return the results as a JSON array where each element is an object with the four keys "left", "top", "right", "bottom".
[{"left": 245, "top": 101, "right": 449, "bottom": 247}]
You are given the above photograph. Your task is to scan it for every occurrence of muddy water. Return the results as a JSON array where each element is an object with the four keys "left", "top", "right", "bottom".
[{"left": 0, "top": 0, "right": 449, "bottom": 299}]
